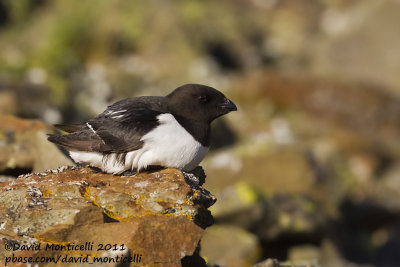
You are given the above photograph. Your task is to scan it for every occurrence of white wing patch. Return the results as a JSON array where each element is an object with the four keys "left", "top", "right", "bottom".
[
  {"left": 105, "top": 109, "right": 127, "bottom": 119},
  {"left": 86, "top": 122, "right": 105, "bottom": 145},
  {"left": 86, "top": 122, "right": 96, "bottom": 134},
  {"left": 111, "top": 115, "right": 124, "bottom": 119}
]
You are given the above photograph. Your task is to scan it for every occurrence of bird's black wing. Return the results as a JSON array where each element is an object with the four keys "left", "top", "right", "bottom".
[{"left": 48, "top": 96, "right": 166, "bottom": 153}]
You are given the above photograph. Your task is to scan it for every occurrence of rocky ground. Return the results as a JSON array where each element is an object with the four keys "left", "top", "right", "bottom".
[
  {"left": 0, "top": 166, "right": 215, "bottom": 266},
  {"left": 1, "top": 0, "right": 400, "bottom": 266},
  {"left": 200, "top": 72, "right": 400, "bottom": 267},
  {"left": 0, "top": 115, "right": 72, "bottom": 181}
]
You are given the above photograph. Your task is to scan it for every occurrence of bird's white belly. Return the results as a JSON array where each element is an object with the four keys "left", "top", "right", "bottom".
[
  {"left": 69, "top": 113, "right": 209, "bottom": 174},
  {"left": 126, "top": 113, "right": 209, "bottom": 172}
]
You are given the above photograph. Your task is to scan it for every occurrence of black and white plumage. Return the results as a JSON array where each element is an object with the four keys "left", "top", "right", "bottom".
[{"left": 48, "top": 84, "right": 237, "bottom": 174}]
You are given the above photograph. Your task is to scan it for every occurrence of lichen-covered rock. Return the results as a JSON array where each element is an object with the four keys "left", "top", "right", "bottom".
[
  {"left": 237, "top": 73, "right": 400, "bottom": 153},
  {"left": 0, "top": 167, "right": 215, "bottom": 266}
]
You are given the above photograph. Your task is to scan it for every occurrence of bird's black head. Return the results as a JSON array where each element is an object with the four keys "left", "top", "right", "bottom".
[{"left": 166, "top": 84, "right": 237, "bottom": 123}]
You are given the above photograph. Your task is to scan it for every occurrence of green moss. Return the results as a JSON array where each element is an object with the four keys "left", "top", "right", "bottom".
[
  {"left": 30, "top": 1, "right": 101, "bottom": 72},
  {"left": 179, "top": 0, "right": 206, "bottom": 22},
  {"left": 47, "top": 75, "right": 68, "bottom": 107},
  {"left": 235, "top": 181, "right": 257, "bottom": 205},
  {"left": 2, "top": 0, "right": 35, "bottom": 25}
]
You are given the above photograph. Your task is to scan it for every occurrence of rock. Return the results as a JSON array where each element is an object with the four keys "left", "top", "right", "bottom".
[
  {"left": 0, "top": 167, "right": 215, "bottom": 266},
  {"left": 318, "top": 239, "right": 361, "bottom": 267},
  {"left": 210, "top": 188, "right": 325, "bottom": 240},
  {"left": 207, "top": 179, "right": 326, "bottom": 241},
  {"left": 238, "top": 72, "right": 400, "bottom": 154},
  {"left": 0, "top": 175, "right": 14, "bottom": 183},
  {"left": 252, "top": 194, "right": 326, "bottom": 242},
  {"left": 208, "top": 181, "right": 263, "bottom": 230},
  {"left": 312, "top": 0, "right": 400, "bottom": 93},
  {"left": 200, "top": 225, "right": 261, "bottom": 267},
  {"left": 254, "top": 245, "right": 361, "bottom": 267},
  {"left": 231, "top": 71, "right": 400, "bottom": 213},
  {"left": 240, "top": 147, "right": 315, "bottom": 196},
  {"left": 204, "top": 146, "right": 317, "bottom": 211},
  {"left": 0, "top": 115, "right": 72, "bottom": 176},
  {"left": 288, "top": 244, "right": 320, "bottom": 266},
  {"left": 252, "top": 258, "right": 281, "bottom": 267},
  {"left": 356, "top": 163, "right": 400, "bottom": 213},
  {"left": 0, "top": 90, "right": 17, "bottom": 115},
  {"left": 253, "top": 258, "right": 318, "bottom": 267}
]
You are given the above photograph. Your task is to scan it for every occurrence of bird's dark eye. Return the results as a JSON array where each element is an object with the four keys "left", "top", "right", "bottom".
[{"left": 198, "top": 94, "right": 210, "bottom": 103}]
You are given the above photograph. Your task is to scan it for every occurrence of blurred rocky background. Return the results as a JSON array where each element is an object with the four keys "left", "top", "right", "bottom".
[{"left": 0, "top": 0, "right": 399, "bottom": 266}]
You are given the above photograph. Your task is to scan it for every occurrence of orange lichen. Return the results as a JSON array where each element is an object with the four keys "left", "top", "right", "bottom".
[
  {"left": 82, "top": 186, "right": 195, "bottom": 222},
  {"left": 0, "top": 115, "right": 47, "bottom": 132},
  {"left": 42, "top": 189, "right": 52, "bottom": 197}
]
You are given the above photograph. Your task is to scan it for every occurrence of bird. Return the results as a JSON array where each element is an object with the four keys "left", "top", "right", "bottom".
[{"left": 48, "top": 84, "right": 237, "bottom": 174}]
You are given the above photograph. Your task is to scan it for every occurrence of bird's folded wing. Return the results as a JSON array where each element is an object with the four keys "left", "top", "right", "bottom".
[
  {"left": 48, "top": 129, "right": 113, "bottom": 151},
  {"left": 50, "top": 98, "right": 165, "bottom": 153}
]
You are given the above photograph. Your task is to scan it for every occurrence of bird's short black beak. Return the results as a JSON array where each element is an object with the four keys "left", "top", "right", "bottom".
[{"left": 220, "top": 98, "right": 237, "bottom": 112}]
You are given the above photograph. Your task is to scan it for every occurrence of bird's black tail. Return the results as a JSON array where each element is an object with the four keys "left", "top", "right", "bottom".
[{"left": 47, "top": 134, "right": 63, "bottom": 146}]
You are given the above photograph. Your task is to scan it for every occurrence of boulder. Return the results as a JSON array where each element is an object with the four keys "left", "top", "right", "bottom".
[
  {"left": 201, "top": 224, "right": 261, "bottom": 267},
  {"left": 0, "top": 166, "right": 215, "bottom": 266},
  {"left": 0, "top": 115, "right": 72, "bottom": 176}
]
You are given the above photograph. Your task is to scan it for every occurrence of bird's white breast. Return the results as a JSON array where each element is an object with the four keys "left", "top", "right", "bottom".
[{"left": 128, "top": 113, "right": 209, "bottom": 172}]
